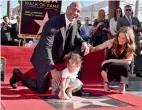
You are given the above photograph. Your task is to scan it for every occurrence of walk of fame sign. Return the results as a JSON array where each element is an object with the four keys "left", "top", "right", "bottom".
[{"left": 19, "top": 1, "right": 62, "bottom": 38}]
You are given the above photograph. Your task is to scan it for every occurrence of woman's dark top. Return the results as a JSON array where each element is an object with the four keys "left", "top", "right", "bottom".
[
  {"left": 93, "top": 19, "right": 109, "bottom": 45},
  {"left": 107, "top": 47, "right": 126, "bottom": 60},
  {"left": 101, "top": 46, "right": 130, "bottom": 83}
]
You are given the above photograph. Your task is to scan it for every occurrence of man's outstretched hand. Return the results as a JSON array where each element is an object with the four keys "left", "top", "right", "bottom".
[
  {"left": 81, "top": 42, "right": 90, "bottom": 56},
  {"left": 51, "top": 69, "right": 61, "bottom": 86}
]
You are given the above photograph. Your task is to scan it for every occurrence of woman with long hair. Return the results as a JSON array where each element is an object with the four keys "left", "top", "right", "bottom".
[
  {"left": 110, "top": 7, "right": 123, "bottom": 37},
  {"left": 92, "top": 9, "right": 110, "bottom": 46},
  {"left": 90, "top": 26, "right": 136, "bottom": 93}
]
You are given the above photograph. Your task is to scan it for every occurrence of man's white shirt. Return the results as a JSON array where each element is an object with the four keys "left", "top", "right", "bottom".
[{"left": 60, "top": 13, "right": 73, "bottom": 37}]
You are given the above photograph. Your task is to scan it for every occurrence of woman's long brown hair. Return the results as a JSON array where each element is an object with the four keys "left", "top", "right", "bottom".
[
  {"left": 111, "top": 26, "right": 136, "bottom": 59},
  {"left": 114, "top": 7, "right": 123, "bottom": 21}
]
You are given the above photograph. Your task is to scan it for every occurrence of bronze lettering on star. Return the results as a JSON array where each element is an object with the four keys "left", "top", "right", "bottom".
[{"left": 19, "top": 1, "right": 62, "bottom": 38}]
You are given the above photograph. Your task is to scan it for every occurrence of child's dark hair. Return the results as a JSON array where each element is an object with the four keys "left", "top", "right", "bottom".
[{"left": 64, "top": 52, "right": 82, "bottom": 66}]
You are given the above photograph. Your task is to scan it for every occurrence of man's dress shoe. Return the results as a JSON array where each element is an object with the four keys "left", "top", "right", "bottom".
[
  {"left": 73, "top": 89, "right": 92, "bottom": 96},
  {"left": 136, "top": 73, "right": 142, "bottom": 78},
  {"left": 9, "top": 68, "right": 22, "bottom": 89}
]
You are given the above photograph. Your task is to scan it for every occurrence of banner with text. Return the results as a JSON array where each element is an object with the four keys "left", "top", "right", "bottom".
[{"left": 19, "top": 1, "right": 62, "bottom": 38}]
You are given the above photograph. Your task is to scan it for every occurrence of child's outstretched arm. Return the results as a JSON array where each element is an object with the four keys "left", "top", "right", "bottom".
[{"left": 60, "top": 78, "right": 67, "bottom": 92}]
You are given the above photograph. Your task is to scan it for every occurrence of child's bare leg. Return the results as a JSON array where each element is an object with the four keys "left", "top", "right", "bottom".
[
  {"left": 66, "top": 87, "right": 73, "bottom": 98},
  {"left": 58, "top": 78, "right": 70, "bottom": 100},
  {"left": 58, "top": 91, "right": 70, "bottom": 100}
]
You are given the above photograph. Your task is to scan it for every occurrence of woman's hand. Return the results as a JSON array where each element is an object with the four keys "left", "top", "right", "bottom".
[
  {"left": 102, "top": 27, "right": 108, "bottom": 31},
  {"left": 89, "top": 46, "right": 96, "bottom": 52},
  {"left": 102, "top": 27, "right": 110, "bottom": 32},
  {"left": 97, "top": 22, "right": 104, "bottom": 27}
]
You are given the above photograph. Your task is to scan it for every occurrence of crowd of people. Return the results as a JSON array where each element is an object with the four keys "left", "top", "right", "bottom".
[
  {"left": 1, "top": 2, "right": 142, "bottom": 100},
  {"left": 77, "top": 5, "right": 142, "bottom": 78},
  {"left": 1, "top": 16, "right": 37, "bottom": 47}
]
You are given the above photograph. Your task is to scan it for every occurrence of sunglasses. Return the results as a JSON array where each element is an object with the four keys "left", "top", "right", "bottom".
[
  {"left": 125, "top": 9, "right": 131, "bottom": 11},
  {"left": 116, "top": 10, "right": 121, "bottom": 13}
]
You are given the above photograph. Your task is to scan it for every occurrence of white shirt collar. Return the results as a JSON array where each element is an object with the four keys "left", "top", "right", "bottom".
[
  {"left": 125, "top": 15, "right": 131, "bottom": 18},
  {"left": 65, "top": 13, "right": 71, "bottom": 27}
]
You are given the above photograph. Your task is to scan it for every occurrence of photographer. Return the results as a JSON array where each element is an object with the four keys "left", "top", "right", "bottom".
[
  {"left": 92, "top": 9, "right": 110, "bottom": 46},
  {"left": 1, "top": 16, "right": 13, "bottom": 45}
]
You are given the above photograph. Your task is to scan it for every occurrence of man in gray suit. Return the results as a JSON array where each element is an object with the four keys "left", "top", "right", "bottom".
[
  {"left": 117, "top": 5, "right": 142, "bottom": 77},
  {"left": 10, "top": 2, "right": 90, "bottom": 94},
  {"left": 117, "top": 5, "right": 142, "bottom": 31}
]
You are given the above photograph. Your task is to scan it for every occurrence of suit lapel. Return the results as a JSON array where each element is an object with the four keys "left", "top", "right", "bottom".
[
  {"left": 59, "top": 15, "right": 77, "bottom": 49},
  {"left": 16, "top": 23, "right": 19, "bottom": 32},
  {"left": 59, "top": 14, "right": 66, "bottom": 40},
  {"left": 124, "top": 16, "right": 130, "bottom": 25},
  {"left": 131, "top": 17, "right": 135, "bottom": 25},
  {"left": 60, "top": 27, "right": 66, "bottom": 48},
  {"left": 71, "top": 23, "right": 76, "bottom": 45}
]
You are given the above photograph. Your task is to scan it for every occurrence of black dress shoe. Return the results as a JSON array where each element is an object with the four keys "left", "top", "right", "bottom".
[
  {"left": 73, "top": 89, "right": 93, "bottom": 96},
  {"left": 9, "top": 68, "right": 23, "bottom": 89},
  {"left": 73, "top": 90, "right": 82, "bottom": 96},
  {"left": 136, "top": 73, "right": 142, "bottom": 78},
  {"left": 81, "top": 89, "right": 93, "bottom": 96}
]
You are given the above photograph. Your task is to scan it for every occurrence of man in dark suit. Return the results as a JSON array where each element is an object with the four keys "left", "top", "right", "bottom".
[
  {"left": 10, "top": 2, "right": 90, "bottom": 94},
  {"left": 1, "top": 16, "right": 13, "bottom": 45},
  {"left": 12, "top": 16, "right": 23, "bottom": 46},
  {"left": 117, "top": 5, "right": 142, "bottom": 77}
]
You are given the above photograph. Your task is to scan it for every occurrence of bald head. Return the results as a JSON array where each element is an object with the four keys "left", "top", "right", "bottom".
[
  {"left": 69, "top": 2, "right": 82, "bottom": 9},
  {"left": 66, "top": 2, "right": 81, "bottom": 22}
]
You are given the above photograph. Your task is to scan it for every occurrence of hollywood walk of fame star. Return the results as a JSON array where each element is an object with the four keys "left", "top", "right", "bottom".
[
  {"left": 34, "top": 12, "right": 49, "bottom": 34},
  {"left": 72, "top": 96, "right": 116, "bottom": 109},
  {"left": 46, "top": 96, "right": 118, "bottom": 109}
]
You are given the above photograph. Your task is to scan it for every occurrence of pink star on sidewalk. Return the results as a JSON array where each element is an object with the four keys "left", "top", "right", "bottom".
[{"left": 34, "top": 12, "right": 49, "bottom": 34}]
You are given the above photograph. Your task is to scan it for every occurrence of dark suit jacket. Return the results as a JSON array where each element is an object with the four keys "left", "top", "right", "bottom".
[
  {"left": 12, "top": 23, "right": 19, "bottom": 39},
  {"left": 30, "top": 14, "right": 84, "bottom": 74},
  {"left": 1, "top": 22, "right": 13, "bottom": 41},
  {"left": 117, "top": 16, "right": 142, "bottom": 33},
  {"left": 117, "top": 15, "right": 142, "bottom": 44}
]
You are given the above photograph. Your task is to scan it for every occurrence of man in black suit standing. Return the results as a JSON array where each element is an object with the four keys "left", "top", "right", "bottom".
[
  {"left": 11, "top": 16, "right": 23, "bottom": 46},
  {"left": 10, "top": 2, "right": 90, "bottom": 94},
  {"left": 1, "top": 16, "right": 13, "bottom": 45}
]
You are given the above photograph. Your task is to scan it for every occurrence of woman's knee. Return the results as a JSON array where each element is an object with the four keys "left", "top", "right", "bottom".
[
  {"left": 121, "top": 65, "right": 130, "bottom": 77},
  {"left": 101, "top": 70, "right": 107, "bottom": 76}
]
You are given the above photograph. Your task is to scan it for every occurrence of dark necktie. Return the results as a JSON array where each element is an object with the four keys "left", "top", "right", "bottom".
[
  {"left": 128, "top": 16, "right": 132, "bottom": 25},
  {"left": 66, "top": 23, "right": 72, "bottom": 38},
  {"left": 64, "top": 23, "right": 72, "bottom": 54}
]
